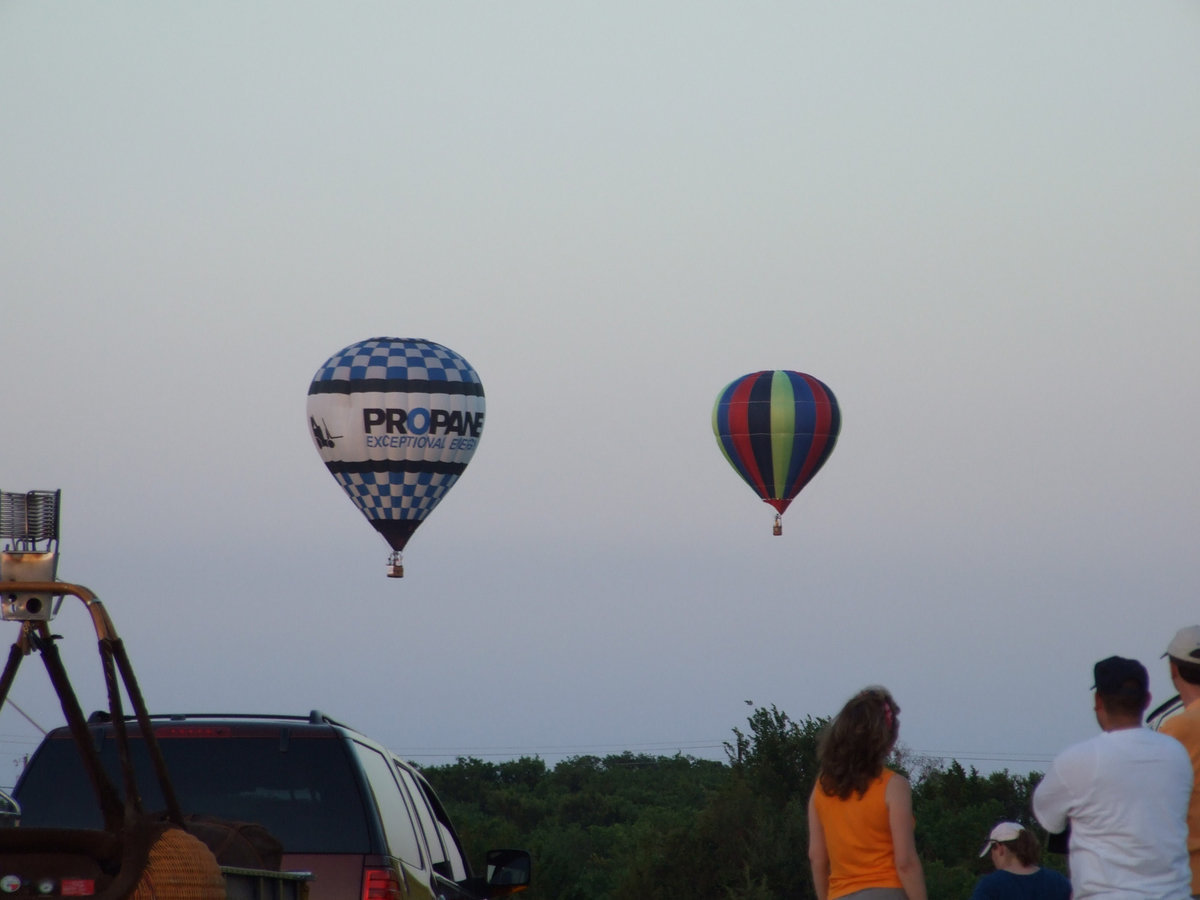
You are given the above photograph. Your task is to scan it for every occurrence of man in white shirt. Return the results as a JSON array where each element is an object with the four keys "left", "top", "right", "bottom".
[{"left": 1033, "top": 656, "right": 1192, "bottom": 899}]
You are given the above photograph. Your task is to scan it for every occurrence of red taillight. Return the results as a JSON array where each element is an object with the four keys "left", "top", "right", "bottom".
[{"left": 362, "top": 867, "right": 403, "bottom": 900}]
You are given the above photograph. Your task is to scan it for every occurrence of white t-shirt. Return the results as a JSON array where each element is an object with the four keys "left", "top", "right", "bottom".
[{"left": 1033, "top": 726, "right": 1192, "bottom": 899}]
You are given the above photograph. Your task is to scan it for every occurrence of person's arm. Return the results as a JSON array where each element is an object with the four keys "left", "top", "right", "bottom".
[
  {"left": 1031, "top": 759, "right": 1070, "bottom": 835},
  {"left": 807, "top": 789, "right": 831, "bottom": 900},
  {"left": 885, "top": 774, "right": 927, "bottom": 900}
]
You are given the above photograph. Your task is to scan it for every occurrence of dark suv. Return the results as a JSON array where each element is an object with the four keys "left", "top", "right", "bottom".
[{"left": 13, "top": 711, "right": 531, "bottom": 900}]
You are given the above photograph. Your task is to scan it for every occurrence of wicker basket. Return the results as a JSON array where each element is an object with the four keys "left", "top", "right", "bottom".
[{"left": 129, "top": 826, "right": 225, "bottom": 900}]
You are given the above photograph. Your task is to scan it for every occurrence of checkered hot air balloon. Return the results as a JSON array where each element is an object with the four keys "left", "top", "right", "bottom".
[
  {"left": 712, "top": 370, "right": 841, "bottom": 535},
  {"left": 307, "top": 337, "right": 485, "bottom": 577}
]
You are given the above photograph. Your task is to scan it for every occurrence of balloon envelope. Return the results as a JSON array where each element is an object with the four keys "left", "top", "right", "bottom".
[
  {"left": 712, "top": 370, "right": 840, "bottom": 516},
  {"left": 307, "top": 337, "right": 485, "bottom": 553}
]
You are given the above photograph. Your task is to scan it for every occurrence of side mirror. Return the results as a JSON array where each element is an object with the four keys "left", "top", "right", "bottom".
[
  {"left": 0, "top": 790, "right": 20, "bottom": 827},
  {"left": 485, "top": 848, "right": 531, "bottom": 893}
]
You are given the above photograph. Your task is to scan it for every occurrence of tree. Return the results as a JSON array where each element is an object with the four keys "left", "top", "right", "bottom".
[{"left": 421, "top": 709, "right": 1058, "bottom": 899}]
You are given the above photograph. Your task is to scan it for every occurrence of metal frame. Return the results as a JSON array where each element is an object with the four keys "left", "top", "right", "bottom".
[{"left": 0, "top": 581, "right": 183, "bottom": 832}]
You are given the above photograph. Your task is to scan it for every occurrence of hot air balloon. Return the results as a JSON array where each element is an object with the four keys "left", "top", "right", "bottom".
[
  {"left": 712, "top": 370, "right": 840, "bottom": 535},
  {"left": 307, "top": 337, "right": 485, "bottom": 577}
]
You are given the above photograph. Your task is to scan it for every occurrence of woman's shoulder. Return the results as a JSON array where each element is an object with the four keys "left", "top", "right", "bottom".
[{"left": 882, "top": 769, "right": 913, "bottom": 813}]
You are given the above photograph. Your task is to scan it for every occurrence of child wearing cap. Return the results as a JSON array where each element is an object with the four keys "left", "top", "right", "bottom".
[{"left": 969, "top": 821, "right": 1070, "bottom": 900}]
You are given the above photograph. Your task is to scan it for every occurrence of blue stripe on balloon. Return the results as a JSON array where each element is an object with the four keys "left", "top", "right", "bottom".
[
  {"left": 713, "top": 382, "right": 744, "bottom": 486},
  {"left": 326, "top": 459, "right": 468, "bottom": 476},
  {"left": 308, "top": 379, "right": 484, "bottom": 396},
  {"left": 746, "top": 372, "right": 777, "bottom": 498}
]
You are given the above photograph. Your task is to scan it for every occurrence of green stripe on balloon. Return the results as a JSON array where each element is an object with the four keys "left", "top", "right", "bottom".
[{"left": 770, "top": 370, "right": 795, "bottom": 501}]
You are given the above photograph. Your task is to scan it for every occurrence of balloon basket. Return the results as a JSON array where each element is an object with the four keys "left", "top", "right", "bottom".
[
  {"left": 773, "top": 514, "right": 783, "bottom": 536},
  {"left": 387, "top": 551, "right": 404, "bottom": 579}
]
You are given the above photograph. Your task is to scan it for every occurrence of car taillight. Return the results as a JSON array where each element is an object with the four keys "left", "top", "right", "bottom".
[{"left": 362, "top": 867, "right": 403, "bottom": 900}]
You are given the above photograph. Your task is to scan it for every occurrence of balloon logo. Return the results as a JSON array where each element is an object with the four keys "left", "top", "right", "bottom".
[
  {"left": 712, "top": 370, "right": 841, "bottom": 535},
  {"left": 307, "top": 337, "right": 485, "bottom": 577}
]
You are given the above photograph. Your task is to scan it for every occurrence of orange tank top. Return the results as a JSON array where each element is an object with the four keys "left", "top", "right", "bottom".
[{"left": 812, "top": 768, "right": 905, "bottom": 899}]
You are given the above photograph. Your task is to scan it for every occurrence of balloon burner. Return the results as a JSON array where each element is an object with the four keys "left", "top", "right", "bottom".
[{"left": 0, "top": 489, "right": 64, "bottom": 621}]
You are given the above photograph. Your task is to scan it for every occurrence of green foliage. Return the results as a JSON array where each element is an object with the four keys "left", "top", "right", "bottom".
[
  {"left": 912, "top": 760, "right": 1042, "bottom": 874},
  {"left": 420, "top": 708, "right": 1053, "bottom": 900},
  {"left": 424, "top": 751, "right": 727, "bottom": 900},
  {"left": 726, "top": 706, "right": 826, "bottom": 806},
  {"left": 921, "top": 859, "right": 978, "bottom": 898}
]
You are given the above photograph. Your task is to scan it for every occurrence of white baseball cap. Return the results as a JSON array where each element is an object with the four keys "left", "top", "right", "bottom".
[
  {"left": 1165, "top": 625, "right": 1200, "bottom": 664},
  {"left": 979, "top": 822, "right": 1024, "bottom": 857}
]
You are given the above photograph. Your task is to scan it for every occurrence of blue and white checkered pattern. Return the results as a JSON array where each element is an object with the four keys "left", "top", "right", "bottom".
[
  {"left": 334, "top": 470, "right": 459, "bottom": 523},
  {"left": 312, "top": 337, "right": 481, "bottom": 385},
  {"left": 308, "top": 336, "right": 484, "bottom": 551}
]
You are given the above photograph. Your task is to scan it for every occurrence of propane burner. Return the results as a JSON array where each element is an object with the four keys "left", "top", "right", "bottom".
[{"left": 0, "top": 489, "right": 63, "bottom": 621}]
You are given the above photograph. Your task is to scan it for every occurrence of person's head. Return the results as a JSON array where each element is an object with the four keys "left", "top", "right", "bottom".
[
  {"left": 978, "top": 822, "right": 1041, "bottom": 870},
  {"left": 817, "top": 685, "right": 900, "bottom": 799},
  {"left": 1092, "top": 656, "right": 1150, "bottom": 727},
  {"left": 1165, "top": 626, "right": 1200, "bottom": 689}
]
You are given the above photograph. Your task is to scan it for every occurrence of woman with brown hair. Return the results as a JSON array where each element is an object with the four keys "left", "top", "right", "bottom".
[
  {"left": 807, "top": 686, "right": 927, "bottom": 900},
  {"left": 970, "top": 822, "right": 1071, "bottom": 900}
]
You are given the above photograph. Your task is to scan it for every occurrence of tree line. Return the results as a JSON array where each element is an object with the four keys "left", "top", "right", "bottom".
[{"left": 422, "top": 705, "right": 1062, "bottom": 900}]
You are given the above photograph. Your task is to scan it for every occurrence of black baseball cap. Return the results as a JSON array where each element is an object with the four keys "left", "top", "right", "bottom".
[{"left": 1092, "top": 656, "right": 1148, "bottom": 696}]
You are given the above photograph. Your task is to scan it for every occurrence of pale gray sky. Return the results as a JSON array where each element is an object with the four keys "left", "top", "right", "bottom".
[{"left": 2, "top": 2, "right": 1198, "bottom": 789}]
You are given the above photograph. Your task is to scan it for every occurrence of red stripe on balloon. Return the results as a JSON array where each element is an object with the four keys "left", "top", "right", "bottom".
[{"left": 728, "top": 374, "right": 770, "bottom": 502}]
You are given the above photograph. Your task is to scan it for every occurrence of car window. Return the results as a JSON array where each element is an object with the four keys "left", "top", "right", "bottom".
[
  {"left": 410, "top": 769, "right": 469, "bottom": 883},
  {"left": 434, "top": 819, "right": 467, "bottom": 882},
  {"left": 15, "top": 729, "right": 372, "bottom": 853},
  {"left": 395, "top": 763, "right": 463, "bottom": 881},
  {"left": 352, "top": 741, "right": 425, "bottom": 868}
]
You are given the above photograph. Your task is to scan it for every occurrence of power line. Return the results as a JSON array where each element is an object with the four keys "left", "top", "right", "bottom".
[
  {"left": 391, "top": 739, "right": 1056, "bottom": 768},
  {"left": 914, "top": 750, "right": 1055, "bottom": 767},
  {"left": 0, "top": 711, "right": 1060, "bottom": 770},
  {"left": 1, "top": 699, "right": 47, "bottom": 735},
  {"left": 397, "top": 740, "right": 729, "bottom": 761}
]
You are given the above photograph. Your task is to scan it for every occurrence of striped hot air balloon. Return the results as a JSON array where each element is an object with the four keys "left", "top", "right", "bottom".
[
  {"left": 712, "top": 370, "right": 841, "bottom": 535},
  {"left": 307, "top": 337, "right": 485, "bottom": 576}
]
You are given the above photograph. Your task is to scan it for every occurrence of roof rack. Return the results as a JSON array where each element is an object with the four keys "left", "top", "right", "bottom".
[{"left": 81, "top": 709, "right": 362, "bottom": 733}]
